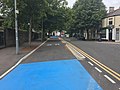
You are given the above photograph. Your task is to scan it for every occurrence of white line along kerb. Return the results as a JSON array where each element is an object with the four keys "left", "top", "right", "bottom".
[
  {"left": 104, "top": 75, "right": 116, "bottom": 84},
  {"left": 0, "top": 40, "right": 48, "bottom": 79}
]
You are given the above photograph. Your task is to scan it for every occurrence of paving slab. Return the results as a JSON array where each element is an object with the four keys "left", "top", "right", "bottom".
[{"left": 0, "top": 41, "right": 42, "bottom": 76}]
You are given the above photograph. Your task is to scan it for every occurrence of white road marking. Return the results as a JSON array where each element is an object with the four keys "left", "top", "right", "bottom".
[
  {"left": 104, "top": 75, "right": 116, "bottom": 84},
  {"left": 95, "top": 67, "right": 102, "bottom": 73},
  {"left": 0, "top": 40, "right": 47, "bottom": 79},
  {"left": 70, "top": 46, "right": 86, "bottom": 59},
  {"left": 66, "top": 44, "right": 85, "bottom": 60},
  {"left": 119, "top": 88, "right": 120, "bottom": 90},
  {"left": 55, "top": 43, "right": 60, "bottom": 46},
  {"left": 64, "top": 40, "right": 120, "bottom": 83},
  {"left": 61, "top": 41, "right": 66, "bottom": 43},
  {"left": 47, "top": 44, "right": 52, "bottom": 46},
  {"left": 88, "top": 61, "right": 94, "bottom": 66}
]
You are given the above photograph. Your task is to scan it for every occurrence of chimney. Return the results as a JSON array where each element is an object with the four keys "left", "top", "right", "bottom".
[{"left": 109, "top": 7, "right": 114, "bottom": 13}]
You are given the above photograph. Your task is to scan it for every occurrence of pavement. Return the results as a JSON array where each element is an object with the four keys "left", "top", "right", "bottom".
[
  {"left": 0, "top": 40, "right": 42, "bottom": 76},
  {"left": 0, "top": 37, "right": 103, "bottom": 90}
]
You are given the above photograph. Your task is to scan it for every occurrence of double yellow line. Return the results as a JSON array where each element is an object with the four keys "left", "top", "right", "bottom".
[{"left": 64, "top": 40, "right": 120, "bottom": 81}]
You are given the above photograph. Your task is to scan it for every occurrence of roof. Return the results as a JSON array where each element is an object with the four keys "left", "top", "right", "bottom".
[{"left": 107, "top": 8, "right": 120, "bottom": 17}]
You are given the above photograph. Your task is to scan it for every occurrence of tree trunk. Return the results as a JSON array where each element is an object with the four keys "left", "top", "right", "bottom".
[
  {"left": 48, "top": 30, "right": 50, "bottom": 38},
  {"left": 86, "top": 29, "right": 89, "bottom": 40},
  {"left": 29, "top": 18, "right": 32, "bottom": 46}
]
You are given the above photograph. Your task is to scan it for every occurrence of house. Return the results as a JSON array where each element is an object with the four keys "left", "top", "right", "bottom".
[{"left": 102, "top": 7, "right": 120, "bottom": 42}]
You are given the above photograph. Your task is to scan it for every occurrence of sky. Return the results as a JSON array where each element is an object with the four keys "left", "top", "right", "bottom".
[{"left": 67, "top": 0, "right": 120, "bottom": 10}]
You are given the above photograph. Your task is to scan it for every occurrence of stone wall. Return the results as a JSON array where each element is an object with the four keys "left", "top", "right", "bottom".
[
  {"left": 5, "top": 28, "right": 16, "bottom": 47},
  {"left": 5, "top": 28, "right": 39, "bottom": 47}
]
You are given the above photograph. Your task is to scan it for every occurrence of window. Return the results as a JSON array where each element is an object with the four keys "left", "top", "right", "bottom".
[
  {"left": 109, "top": 21, "right": 112, "bottom": 25},
  {"left": 101, "top": 29, "right": 106, "bottom": 38}
]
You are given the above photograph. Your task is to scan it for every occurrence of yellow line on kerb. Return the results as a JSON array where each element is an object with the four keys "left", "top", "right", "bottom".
[{"left": 62, "top": 39, "right": 120, "bottom": 81}]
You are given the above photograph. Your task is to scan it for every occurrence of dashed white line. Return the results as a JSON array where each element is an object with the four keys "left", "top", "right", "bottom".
[
  {"left": 55, "top": 43, "right": 60, "bottom": 46},
  {"left": 95, "top": 67, "right": 102, "bottom": 73},
  {"left": 88, "top": 61, "right": 94, "bottom": 66},
  {"left": 119, "top": 88, "right": 120, "bottom": 90},
  {"left": 104, "top": 75, "right": 116, "bottom": 84},
  {"left": 47, "top": 44, "right": 52, "bottom": 46}
]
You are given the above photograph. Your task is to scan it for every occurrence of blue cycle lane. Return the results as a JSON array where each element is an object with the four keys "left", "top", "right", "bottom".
[{"left": 0, "top": 37, "right": 103, "bottom": 90}]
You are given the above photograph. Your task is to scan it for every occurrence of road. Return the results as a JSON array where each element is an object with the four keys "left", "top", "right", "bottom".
[
  {"left": 23, "top": 38, "right": 74, "bottom": 64},
  {"left": 0, "top": 37, "right": 102, "bottom": 90},
  {"left": 69, "top": 40, "right": 120, "bottom": 90},
  {"left": 71, "top": 41, "right": 120, "bottom": 73},
  {"left": 0, "top": 37, "right": 119, "bottom": 90}
]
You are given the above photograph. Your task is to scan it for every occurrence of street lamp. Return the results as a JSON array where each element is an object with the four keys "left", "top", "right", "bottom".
[{"left": 14, "top": 0, "right": 19, "bottom": 54}]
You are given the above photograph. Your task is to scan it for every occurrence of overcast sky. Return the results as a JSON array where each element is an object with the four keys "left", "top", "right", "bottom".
[{"left": 67, "top": 0, "right": 120, "bottom": 9}]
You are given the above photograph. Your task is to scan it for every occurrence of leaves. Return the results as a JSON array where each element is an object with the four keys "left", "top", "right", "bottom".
[
  {"left": 1, "top": 0, "right": 70, "bottom": 32},
  {"left": 71, "top": 0, "right": 106, "bottom": 34}
]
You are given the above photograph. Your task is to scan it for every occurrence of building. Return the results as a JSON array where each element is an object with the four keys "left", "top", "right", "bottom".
[{"left": 102, "top": 7, "right": 120, "bottom": 42}]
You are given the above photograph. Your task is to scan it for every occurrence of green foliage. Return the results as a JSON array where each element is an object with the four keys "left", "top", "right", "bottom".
[
  {"left": 0, "top": 0, "right": 70, "bottom": 33},
  {"left": 70, "top": 0, "right": 106, "bottom": 38},
  {"left": 1, "top": 0, "right": 106, "bottom": 40}
]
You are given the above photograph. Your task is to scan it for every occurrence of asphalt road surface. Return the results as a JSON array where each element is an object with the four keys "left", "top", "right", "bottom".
[
  {"left": 22, "top": 38, "right": 120, "bottom": 90},
  {"left": 22, "top": 39, "right": 75, "bottom": 64},
  {"left": 71, "top": 41, "right": 120, "bottom": 74},
  {"left": 70, "top": 40, "right": 120, "bottom": 90},
  {"left": 1, "top": 37, "right": 119, "bottom": 90}
]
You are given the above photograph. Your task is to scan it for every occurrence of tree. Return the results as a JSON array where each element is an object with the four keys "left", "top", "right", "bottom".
[
  {"left": 1, "top": 0, "right": 51, "bottom": 44},
  {"left": 1, "top": 0, "right": 70, "bottom": 43},
  {"left": 40, "top": 0, "right": 69, "bottom": 37},
  {"left": 71, "top": 0, "right": 106, "bottom": 39}
]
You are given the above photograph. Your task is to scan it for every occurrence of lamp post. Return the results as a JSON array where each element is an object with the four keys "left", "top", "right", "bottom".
[
  {"left": 41, "top": 18, "right": 44, "bottom": 42},
  {"left": 14, "top": 0, "right": 19, "bottom": 54}
]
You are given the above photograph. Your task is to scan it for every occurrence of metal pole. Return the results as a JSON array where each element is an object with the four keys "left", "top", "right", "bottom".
[
  {"left": 14, "top": 0, "right": 19, "bottom": 54},
  {"left": 41, "top": 18, "right": 44, "bottom": 42}
]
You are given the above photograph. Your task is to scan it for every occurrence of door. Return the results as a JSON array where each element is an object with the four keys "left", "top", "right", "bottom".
[{"left": 109, "top": 29, "right": 112, "bottom": 41}]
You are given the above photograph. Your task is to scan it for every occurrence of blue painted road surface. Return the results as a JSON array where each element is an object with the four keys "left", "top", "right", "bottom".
[
  {"left": 50, "top": 36, "right": 59, "bottom": 39},
  {"left": 0, "top": 59, "right": 102, "bottom": 90}
]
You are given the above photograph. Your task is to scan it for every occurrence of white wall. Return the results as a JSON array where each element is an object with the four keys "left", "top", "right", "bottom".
[
  {"left": 112, "top": 28, "right": 116, "bottom": 40},
  {"left": 106, "top": 29, "right": 109, "bottom": 40}
]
